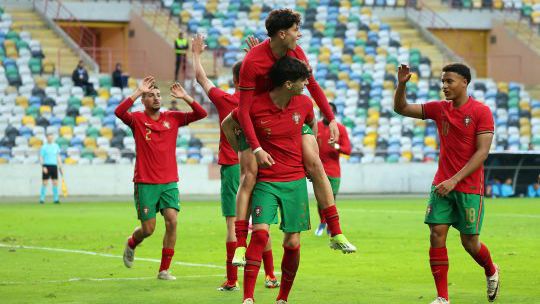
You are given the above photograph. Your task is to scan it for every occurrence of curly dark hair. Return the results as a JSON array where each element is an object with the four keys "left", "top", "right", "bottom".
[
  {"left": 269, "top": 56, "right": 310, "bottom": 87},
  {"left": 442, "top": 63, "right": 471, "bottom": 85},
  {"left": 265, "top": 8, "right": 302, "bottom": 37}
]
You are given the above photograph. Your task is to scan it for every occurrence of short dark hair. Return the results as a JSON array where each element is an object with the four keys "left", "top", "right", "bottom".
[
  {"left": 265, "top": 8, "right": 301, "bottom": 37},
  {"left": 232, "top": 61, "right": 242, "bottom": 81},
  {"left": 269, "top": 56, "right": 310, "bottom": 87},
  {"left": 442, "top": 63, "right": 471, "bottom": 85}
]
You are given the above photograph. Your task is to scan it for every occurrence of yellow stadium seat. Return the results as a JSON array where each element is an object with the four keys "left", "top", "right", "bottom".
[
  {"left": 348, "top": 81, "right": 360, "bottom": 90},
  {"left": 332, "top": 38, "right": 344, "bottom": 48},
  {"left": 218, "top": 36, "right": 230, "bottom": 47},
  {"left": 84, "top": 137, "right": 97, "bottom": 148},
  {"left": 22, "top": 115, "right": 35, "bottom": 126},
  {"left": 341, "top": 54, "right": 353, "bottom": 64},
  {"left": 376, "top": 47, "right": 387, "bottom": 56},
  {"left": 232, "top": 28, "right": 243, "bottom": 39},
  {"left": 64, "top": 157, "right": 78, "bottom": 165},
  {"left": 29, "top": 136, "right": 43, "bottom": 148},
  {"left": 249, "top": 11, "right": 261, "bottom": 20},
  {"left": 415, "top": 119, "right": 426, "bottom": 127},
  {"left": 76, "top": 116, "right": 88, "bottom": 125},
  {"left": 186, "top": 158, "right": 199, "bottom": 164},
  {"left": 337, "top": 72, "right": 349, "bottom": 81},
  {"left": 0, "top": 158, "right": 8, "bottom": 164},
  {"left": 5, "top": 86, "right": 17, "bottom": 94},
  {"left": 100, "top": 127, "right": 113, "bottom": 139},
  {"left": 318, "top": 53, "right": 330, "bottom": 64},
  {"left": 519, "top": 101, "right": 531, "bottom": 110},
  {"left": 532, "top": 108, "right": 540, "bottom": 118},
  {"left": 180, "top": 11, "right": 190, "bottom": 20},
  {"left": 363, "top": 135, "right": 376, "bottom": 147},
  {"left": 383, "top": 80, "right": 394, "bottom": 90},
  {"left": 95, "top": 148, "right": 108, "bottom": 159},
  {"left": 369, "top": 23, "right": 380, "bottom": 32},
  {"left": 519, "top": 117, "right": 530, "bottom": 126},
  {"left": 338, "top": 15, "right": 348, "bottom": 24},
  {"left": 82, "top": 97, "right": 94, "bottom": 108},
  {"left": 425, "top": 136, "right": 437, "bottom": 147},
  {"left": 368, "top": 108, "right": 380, "bottom": 117},
  {"left": 397, "top": 0, "right": 407, "bottom": 6},
  {"left": 532, "top": 11, "right": 540, "bottom": 24},
  {"left": 360, "top": 7, "right": 371, "bottom": 16},
  {"left": 16, "top": 96, "right": 29, "bottom": 107},
  {"left": 60, "top": 126, "right": 73, "bottom": 138},
  {"left": 35, "top": 76, "right": 47, "bottom": 89},
  {"left": 40, "top": 105, "right": 52, "bottom": 115},
  {"left": 356, "top": 31, "right": 367, "bottom": 41},
  {"left": 386, "top": 63, "right": 397, "bottom": 75},
  {"left": 98, "top": 88, "right": 110, "bottom": 100},
  {"left": 401, "top": 151, "right": 412, "bottom": 161},
  {"left": 219, "top": 84, "right": 230, "bottom": 92},
  {"left": 520, "top": 127, "right": 531, "bottom": 136},
  {"left": 128, "top": 78, "right": 137, "bottom": 89},
  {"left": 314, "top": 22, "right": 325, "bottom": 32},
  {"left": 367, "top": 116, "right": 379, "bottom": 126},
  {"left": 497, "top": 82, "right": 509, "bottom": 93},
  {"left": 43, "top": 59, "right": 55, "bottom": 74},
  {"left": 493, "top": 0, "right": 503, "bottom": 9}
]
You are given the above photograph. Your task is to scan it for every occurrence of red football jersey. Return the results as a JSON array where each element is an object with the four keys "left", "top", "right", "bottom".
[
  {"left": 207, "top": 87, "right": 239, "bottom": 165},
  {"left": 232, "top": 93, "right": 314, "bottom": 182},
  {"left": 238, "top": 38, "right": 334, "bottom": 150},
  {"left": 422, "top": 97, "right": 494, "bottom": 195},
  {"left": 115, "top": 97, "right": 208, "bottom": 184},
  {"left": 317, "top": 121, "right": 351, "bottom": 178}
]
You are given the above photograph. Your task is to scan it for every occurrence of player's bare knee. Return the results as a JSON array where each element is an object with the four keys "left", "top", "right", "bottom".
[
  {"left": 142, "top": 223, "right": 156, "bottom": 237},
  {"left": 165, "top": 218, "right": 177, "bottom": 231}
]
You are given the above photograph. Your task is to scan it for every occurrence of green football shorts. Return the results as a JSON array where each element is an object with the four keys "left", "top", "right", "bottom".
[
  {"left": 134, "top": 182, "right": 180, "bottom": 222},
  {"left": 424, "top": 186, "right": 485, "bottom": 234},
  {"left": 220, "top": 164, "right": 240, "bottom": 217},
  {"left": 251, "top": 178, "right": 310, "bottom": 233},
  {"left": 328, "top": 176, "right": 341, "bottom": 198}
]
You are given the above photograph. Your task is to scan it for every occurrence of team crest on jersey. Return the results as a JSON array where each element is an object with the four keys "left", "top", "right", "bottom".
[
  {"left": 254, "top": 206, "right": 263, "bottom": 217},
  {"left": 426, "top": 205, "right": 432, "bottom": 216},
  {"left": 143, "top": 207, "right": 149, "bottom": 215},
  {"left": 292, "top": 112, "right": 301, "bottom": 125},
  {"left": 463, "top": 115, "right": 472, "bottom": 127},
  {"left": 162, "top": 120, "right": 171, "bottom": 129}
]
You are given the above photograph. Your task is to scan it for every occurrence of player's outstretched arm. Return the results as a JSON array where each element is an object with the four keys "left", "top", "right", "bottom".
[
  {"left": 115, "top": 76, "right": 155, "bottom": 125},
  {"left": 221, "top": 112, "right": 241, "bottom": 152},
  {"left": 192, "top": 34, "right": 215, "bottom": 94},
  {"left": 394, "top": 64, "right": 423, "bottom": 119},
  {"left": 435, "top": 132, "right": 494, "bottom": 196},
  {"left": 170, "top": 82, "right": 208, "bottom": 125}
]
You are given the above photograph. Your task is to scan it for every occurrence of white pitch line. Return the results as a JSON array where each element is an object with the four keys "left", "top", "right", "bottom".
[
  {"left": 0, "top": 274, "right": 226, "bottom": 285},
  {"left": 0, "top": 243, "right": 224, "bottom": 269},
  {"left": 339, "top": 208, "right": 540, "bottom": 219}
]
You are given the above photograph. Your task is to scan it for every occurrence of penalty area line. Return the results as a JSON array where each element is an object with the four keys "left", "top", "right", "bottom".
[{"left": 0, "top": 274, "right": 227, "bottom": 285}]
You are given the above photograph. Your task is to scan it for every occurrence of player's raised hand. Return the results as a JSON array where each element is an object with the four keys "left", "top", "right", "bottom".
[
  {"left": 243, "top": 35, "right": 260, "bottom": 53},
  {"left": 435, "top": 178, "right": 458, "bottom": 197},
  {"left": 170, "top": 82, "right": 188, "bottom": 99},
  {"left": 328, "top": 120, "right": 340, "bottom": 144},
  {"left": 192, "top": 34, "right": 206, "bottom": 55},
  {"left": 139, "top": 76, "right": 155, "bottom": 93},
  {"left": 397, "top": 64, "right": 412, "bottom": 84},
  {"left": 255, "top": 149, "right": 275, "bottom": 168}
]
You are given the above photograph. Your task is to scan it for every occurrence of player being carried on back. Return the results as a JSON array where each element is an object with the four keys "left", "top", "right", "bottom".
[
  {"left": 226, "top": 56, "right": 317, "bottom": 304},
  {"left": 225, "top": 8, "right": 356, "bottom": 267},
  {"left": 115, "top": 76, "right": 207, "bottom": 280},
  {"left": 191, "top": 34, "right": 280, "bottom": 291},
  {"left": 394, "top": 63, "right": 500, "bottom": 303}
]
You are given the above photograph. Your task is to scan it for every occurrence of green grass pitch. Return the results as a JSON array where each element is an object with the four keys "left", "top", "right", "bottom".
[{"left": 1, "top": 198, "right": 539, "bottom": 303}]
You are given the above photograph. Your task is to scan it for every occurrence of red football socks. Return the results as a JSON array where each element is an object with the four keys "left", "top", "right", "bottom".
[
  {"left": 226, "top": 241, "right": 238, "bottom": 283},
  {"left": 235, "top": 220, "right": 249, "bottom": 248},
  {"left": 322, "top": 205, "right": 342, "bottom": 236},
  {"left": 429, "top": 247, "right": 449, "bottom": 301},
  {"left": 243, "top": 230, "right": 269, "bottom": 300},
  {"left": 159, "top": 248, "right": 174, "bottom": 272},
  {"left": 473, "top": 243, "right": 497, "bottom": 276},
  {"left": 262, "top": 249, "right": 275, "bottom": 277},
  {"left": 277, "top": 244, "right": 300, "bottom": 301},
  {"left": 127, "top": 233, "right": 142, "bottom": 249}
]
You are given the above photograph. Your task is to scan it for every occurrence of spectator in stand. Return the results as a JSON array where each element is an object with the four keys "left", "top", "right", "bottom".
[
  {"left": 527, "top": 174, "right": 540, "bottom": 198},
  {"left": 174, "top": 32, "right": 189, "bottom": 81},
  {"left": 72, "top": 60, "right": 96, "bottom": 96},
  {"left": 500, "top": 178, "right": 515, "bottom": 198},
  {"left": 491, "top": 177, "right": 502, "bottom": 198},
  {"left": 169, "top": 100, "right": 180, "bottom": 111},
  {"left": 112, "top": 63, "right": 126, "bottom": 89}
]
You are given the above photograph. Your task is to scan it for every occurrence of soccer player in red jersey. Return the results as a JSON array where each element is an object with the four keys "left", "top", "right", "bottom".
[
  {"left": 315, "top": 102, "right": 352, "bottom": 236},
  {"left": 115, "top": 76, "right": 207, "bottom": 280},
  {"left": 230, "top": 56, "right": 316, "bottom": 304},
  {"left": 191, "top": 35, "right": 279, "bottom": 291},
  {"left": 394, "top": 63, "right": 500, "bottom": 303},
  {"left": 232, "top": 8, "right": 356, "bottom": 265}
]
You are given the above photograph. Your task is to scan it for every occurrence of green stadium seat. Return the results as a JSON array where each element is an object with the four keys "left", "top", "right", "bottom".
[
  {"left": 86, "top": 126, "right": 100, "bottom": 138},
  {"left": 99, "top": 76, "right": 112, "bottom": 88},
  {"left": 62, "top": 116, "right": 76, "bottom": 126},
  {"left": 47, "top": 76, "right": 60, "bottom": 87}
]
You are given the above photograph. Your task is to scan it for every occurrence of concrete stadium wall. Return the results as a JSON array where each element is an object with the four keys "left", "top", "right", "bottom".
[{"left": 0, "top": 163, "right": 437, "bottom": 197}]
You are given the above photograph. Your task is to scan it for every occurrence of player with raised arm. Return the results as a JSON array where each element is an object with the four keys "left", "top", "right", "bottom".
[
  {"left": 232, "top": 56, "right": 315, "bottom": 304},
  {"left": 314, "top": 103, "right": 352, "bottom": 236},
  {"left": 191, "top": 35, "right": 279, "bottom": 291},
  {"left": 115, "top": 77, "right": 207, "bottom": 280},
  {"left": 231, "top": 8, "right": 356, "bottom": 266},
  {"left": 394, "top": 63, "right": 500, "bottom": 303}
]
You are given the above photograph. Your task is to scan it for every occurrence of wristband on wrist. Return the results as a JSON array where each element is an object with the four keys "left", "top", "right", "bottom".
[{"left": 253, "top": 147, "right": 262, "bottom": 154}]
